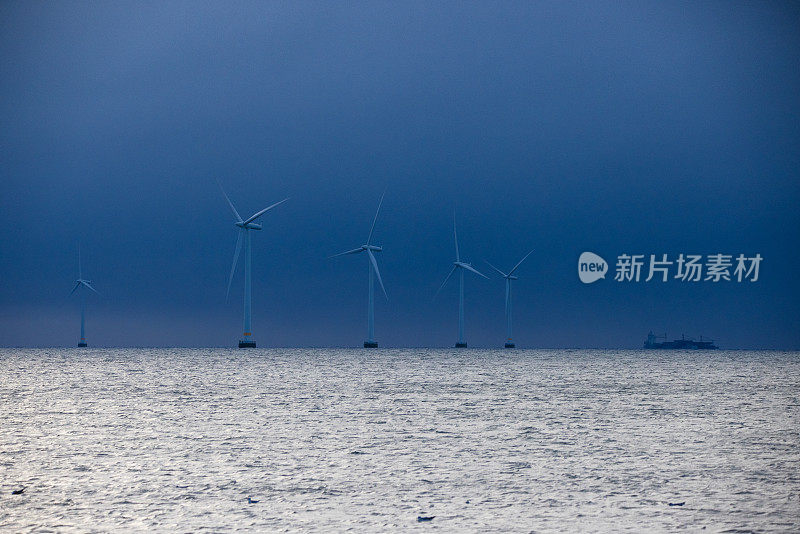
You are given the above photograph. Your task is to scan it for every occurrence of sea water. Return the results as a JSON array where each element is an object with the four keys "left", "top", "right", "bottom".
[{"left": 1, "top": 348, "right": 798, "bottom": 532}]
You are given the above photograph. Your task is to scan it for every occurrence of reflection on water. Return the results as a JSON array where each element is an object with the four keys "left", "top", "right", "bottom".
[{"left": 1, "top": 348, "right": 798, "bottom": 532}]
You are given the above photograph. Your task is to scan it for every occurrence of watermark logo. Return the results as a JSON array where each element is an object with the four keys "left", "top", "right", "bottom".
[
  {"left": 578, "top": 252, "right": 608, "bottom": 284},
  {"left": 578, "top": 252, "right": 762, "bottom": 283}
]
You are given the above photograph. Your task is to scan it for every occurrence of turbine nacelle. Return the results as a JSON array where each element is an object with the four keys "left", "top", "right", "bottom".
[
  {"left": 362, "top": 244, "right": 382, "bottom": 252},
  {"left": 70, "top": 278, "right": 100, "bottom": 296},
  {"left": 235, "top": 222, "right": 262, "bottom": 230},
  {"left": 485, "top": 250, "right": 534, "bottom": 281}
]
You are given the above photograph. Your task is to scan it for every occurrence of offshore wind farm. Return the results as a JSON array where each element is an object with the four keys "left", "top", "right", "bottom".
[{"left": 70, "top": 183, "right": 543, "bottom": 350}]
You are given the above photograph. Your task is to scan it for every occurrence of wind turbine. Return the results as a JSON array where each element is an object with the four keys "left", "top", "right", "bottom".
[
  {"left": 69, "top": 244, "right": 99, "bottom": 347},
  {"left": 486, "top": 250, "right": 534, "bottom": 348},
  {"left": 330, "top": 191, "right": 388, "bottom": 348},
  {"left": 218, "top": 180, "right": 289, "bottom": 348},
  {"left": 436, "top": 213, "right": 488, "bottom": 348}
]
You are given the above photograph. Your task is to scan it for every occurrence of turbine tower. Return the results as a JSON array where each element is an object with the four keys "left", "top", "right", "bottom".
[
  {"left": 436, "top": 213, "right": 488, "bottom": 348},
  {"left": 69, "top": 244, "right": 99, "bottom": 347},
  {"left": 330, "top": 191, "right": 388, "bottom": 348},
  {"left": 486, "top": 250, "right": 534, "bottom": 348},
  {"left": 218, "top": 180, "right": 289, "bottom": 348}
]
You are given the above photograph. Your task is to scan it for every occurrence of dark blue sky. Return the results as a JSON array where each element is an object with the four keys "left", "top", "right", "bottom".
[{"left": 1, "top": 1, "right": 798, "bottom": 348}]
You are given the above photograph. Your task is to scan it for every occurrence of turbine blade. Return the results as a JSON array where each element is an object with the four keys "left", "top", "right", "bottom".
[
  {"left": 462, "top": 263, "right": 489, "bottom": 279},
  {"left": 366, "top": 188, "right": 386, "bottom": 245},
  {"left": 216, "top": 178, "right": 243, "bottom": 222},
  {"left": 484, "top": 260, "right": 508, "bottom": 278},
  {"left": 367, "top": 249, "right": 388, "bottom": 300},
  {"left": 69, "top": 281, "right": 81, "bottom": 296},
  {"left": 434, "top": 265, "right": 458, "bottom": 299},
  {"left": 78, "top": 243, "right": 82, "bottom": 279},
  {"left": 508, "top": 249, "right": 535, "bottom": 275},
  {"left": 243, "top": 198, "right": 290, "bottom": 225},
  {"left": 453, "top": 211, "right": 460, "bottom": 262},
  {"left": 226, "top": 230, "right": 243, "bottom": 301},
  {"left": 328, "top": 247, "right": 364, "bottom": 258},
  {"left": 82, "top": 281, "right": 101, "bottom": 296}
]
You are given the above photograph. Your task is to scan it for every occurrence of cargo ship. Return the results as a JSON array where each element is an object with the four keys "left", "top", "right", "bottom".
[{"left": 644, "top": 331, "right": 718, "bottom": 349}]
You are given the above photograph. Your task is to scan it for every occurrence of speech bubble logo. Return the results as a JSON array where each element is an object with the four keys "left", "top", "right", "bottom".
[{"left": 578, "top": 252, "right": 607, "bottom": 283}]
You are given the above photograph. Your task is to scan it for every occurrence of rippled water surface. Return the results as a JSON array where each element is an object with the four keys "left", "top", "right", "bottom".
[{"left": 1, "top": 349, "right": 799, "bottom": 532}]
